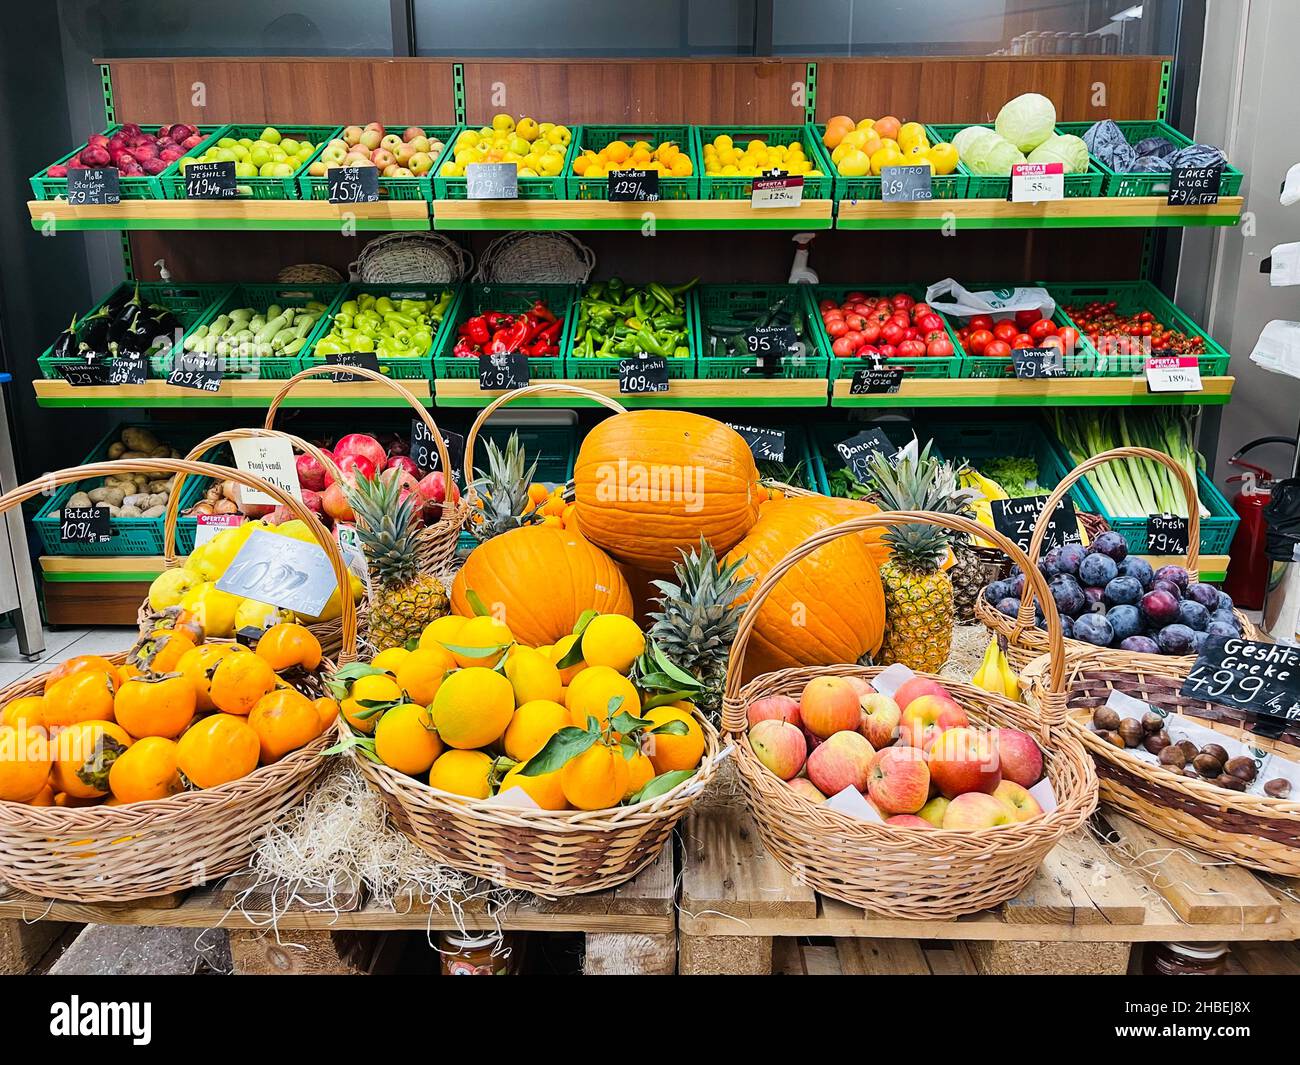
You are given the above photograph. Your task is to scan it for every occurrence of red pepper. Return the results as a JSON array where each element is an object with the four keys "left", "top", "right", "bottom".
[
  {"left": 452, "top": 336, "right": 476, "bottom": 358},
  {"left": 464, "top": 315, "right": 491, "bottom": 346},
  {"left": 484, "top": 311, "right": 514, "bottom": 331},
  {"left": 536, "top": 319, "right": 562, "bottom": 343},
  {"left": 488, "top": 319, "right": 531, "bottom": 354},
  {"left": 529, "top": 300, "right": 556, "bottom": 323}
]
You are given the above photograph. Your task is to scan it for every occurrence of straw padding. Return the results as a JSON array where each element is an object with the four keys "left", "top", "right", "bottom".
[
  {"left": 720, "top": 510, "right": 1097, "bottom": 919},
  {"left": 0, "top": 458, "right": 349, "bottom": 901},
  {"left": 1023, "top": 648, "right": 1300, "bottom": 876},
  {"left": 341, "top": 705, "right": 719, "bottom": 897}
]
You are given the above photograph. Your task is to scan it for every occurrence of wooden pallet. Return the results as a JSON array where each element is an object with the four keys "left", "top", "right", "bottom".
[
  {"left": 0, "top": 840, "right": 675, "bottom": 976},
  {"left": 677, "top": 805, "right": 1300, "bottom": 976}
]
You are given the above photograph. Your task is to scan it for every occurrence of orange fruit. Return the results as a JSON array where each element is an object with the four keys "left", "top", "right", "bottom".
[
  {"left": 430, "top": 668, "right": 513, "bottom": 749},
  {"left": 503, "top": 699, "right": 570, "bottom": 762},
  {"left": 176, "top": 714, "right": 259, "bottom": 789},
  {"left": 108, "top": 736, "right": 183, "bottom": 803},
  {"left": 394, "top": 646, "right": 456, "bottom": 706},
  {"left": 565, "top": 666, "right": 638, "bottom": 731},
  {"left": 177, "top": 643, "right": 245, "bottom": 712},
  {"left": 643, "top": 704, "right": 705, "bottom": 774},
  {"left": 44, "top": 670, "right": 117, "bottom": 729},
  {"left": 374, "top": 702, "right": 443, "bottom": 775},
  {"left": 27, "top": 782, "right": 55, "bottom": 807},
  {"left": 113, "top": 674, "right": 196, "bottom": 740},
  {"left": 427, "top": 749, "right": 493, "bottom": 799},
  {"left": 1, "top": 695, "right": 46, "bottom": 730},
  {"left": 0, "top": 724, "right": 51, "bottom": 802},
  {"left": 137, "top": 630, "right": 198, "bottom": 674},
  {"left": 623, "top": 750, "right": 655, "bottom": 801},
  {"left": 559, "top": 742, "right": 630, "bottom": 811},
  {"left": 50, "top": 720, "right": 132, "bottom": 799},
  {"left": 340, "top": 673, "right": 402, "bottom": 735},
  {"left": 208, "top": 653, "right": 277, "bottom": 716},
  {"left": 43, "top": 654, "right": 121, "bottom": 693},
  {"left": 255, "top": 623, "right": 322, "bottom": 672},
  {"left": 248, "top": 689, "right": 323, "bottom": 763},
  {"left": 500, "top": 760, "right": 567, "bottom": 810}
]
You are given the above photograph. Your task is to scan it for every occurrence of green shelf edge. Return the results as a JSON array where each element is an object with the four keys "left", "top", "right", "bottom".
[
  {"left": 837, "top": 214, "right": 1240, "bottom": 231},
  {"left": 35, "top": 395, "right": 432, "bottom": 409},
  {"left": 831, "top": 391, "right": 1230, "bottom": 408},
  {"left": 42, "top": 569, "right": 163, "bottom": 582},
  {"left": 30, "top": 218, "right": 428, "bottom": 232},
  {"left": 431, "top": 216, "right": 831, "bottom": 231}
]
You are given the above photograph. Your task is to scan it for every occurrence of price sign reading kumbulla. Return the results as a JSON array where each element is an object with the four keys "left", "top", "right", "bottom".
[
  {"left": 216, "top": 528, "right": 337, "bottom": 618},
  {"left": 1181, "top": 638, "right": 1300, "bottom": 726},
  {"left": 991, "top": 495, "right": 1081, "bottom": 554}
]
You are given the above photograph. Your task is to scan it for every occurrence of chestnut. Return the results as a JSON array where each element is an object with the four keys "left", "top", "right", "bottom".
[
  {"left": 1177, "top": 740, "right": 1199, "bottom": 761},
  {"left": 1142, "top": 711, "right": 1165, "bottom": 734},
  {"left": 1215, "top": 774, "right": 1247, "bottom": 792},
  {"left": 1093, "top": 706, "right": 1121, "bottom": 733},
  {"left": 1202, "top": 743, "right": 1230, "bottom": 766},
  {"left": 1183, "top": 765, "right": 1201, "bottom": 779},
  {"left": 1118, "top": 719, "right": 1146, "bottom": 748},
  {"left": 1193, "top": 753, "right": 1223, "bottom": 777},
  {"left": 1143, "top": 731, "right": 1171, "bottom": 755},
  {"left": 1265, "top": 778, "right": 1292, "bottom": 799},
  {"left": 1158, "top": 746, "right": 1186, "bottom": 769},
  {"left": 1102, "top": 730, "right": 1127, "bottom": 749},
  {"left": 1224, "top": 756, "right": 1257, "bottom": 783}
]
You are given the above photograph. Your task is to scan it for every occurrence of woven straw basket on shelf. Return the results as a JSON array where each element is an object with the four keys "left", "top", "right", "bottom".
[
  {"left": 1023, "top": 650, "right": 1300, "bottom": 876},
  {"left": 975, "top": 446, "right": 1259, "bottom": 671},
  {"left": 348, "top": 232, "right": 472, "bottom": 284},
  {"left": 722, "top": 511, "right": 1097, "bottom": 920},
  {"left": 473, "top": 231, "right": 595, "bottom": 284},
  {"left": 0, "top": 459, "right": 349, "bottom": 902}
]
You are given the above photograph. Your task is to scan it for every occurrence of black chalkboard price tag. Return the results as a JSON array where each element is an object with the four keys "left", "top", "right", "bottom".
[
  {"left": 57, "top": 362, "right": 110, "bottom": 387},
  {"left": 166, "top": 354, "right": 222, "bottom": 392},
  {"left": 478, "top": 350, "right": 530, "bottom": 391},
  {"left": 607, "top": 169, "right": 659, "bottom": 202},
  {"left": 991, "top": 495, "right": 1081, "bottom": 553},
  {"left": 1181, "top": 638, "right": 1300, "bottom": 726},
  {"left": 742, "top": 324, "right": 797, "bottom": 377},
  {"left": 325, "top": 351, "right": 381, "bottom": 383},
  {"left": 618, "top": 355, "right": 670, "bottom": 394},
  {"left": 1145, "top": 513, "right": 1190, "bottom": 555},
  {"left": 67, "top": 168, "right": 120, "bottom": 205},
  {"left": 466, "top": 162, "right": 518, "bottom": 200},
  {"left": 409, "top": 421, "right": 465, "bottom": 487},
  {"left": 727, "top": 423, "right": 786, "bottom": 463},
  {"left": 1011, "top": 347, "right": 1067, "bottom": 379},
  {"left": 327, "top": 165, "right": 380, "bottom": 204},
  {"left": 60, "top": 505, "right": 111, "bottom": 545},
  {"left": 1168, "top": 163, "right": 1224, "bottom": 206},
  {"left": 849, "top": 366, "right": 903, "bottom": 395},
  {"left": 835, "top": 428, "right": 896, "bottom": 482},
  {"left": 184, "top": 160, "right": 238, "bottom": 199},
  {"left": 880, "top": 164, "right": 933, "bottom": 202},
  {"left": 108, "top": 356, "right": 148, "bottom": 386}
]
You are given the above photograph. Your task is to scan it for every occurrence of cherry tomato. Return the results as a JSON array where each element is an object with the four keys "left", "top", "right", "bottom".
[
  {"left": 983, "top": 339, "right": 1012, "bottom": 359},
  {"left": 1028, "top": 318, "right": 1056, "bottom": 342},
  {"left": 968, "top": 329, "right": 995, "bottom": 355},
  {"left": 993, "top": 320, "right": 1018, "bottom": 343},
  {"left": 1014, "top": 309, "right": 1041, "bottom": 330}
]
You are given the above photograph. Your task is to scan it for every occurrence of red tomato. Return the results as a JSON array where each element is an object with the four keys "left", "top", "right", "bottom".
[
  {"left": 844, "top": 313, "right": 867, "bottom": 331},
  {"left": 969, "top": 315, "right": 994, "bottom": 332},
  {"left": 857, "top": 344, "right": 881, "bottom": 359},
  {"left": 993, "top": 320, "right": 1018, "bottom": 343},
  {"left": 891, "top": 294, "right": 915, "bottom": 310},
  {"left": 831, "top": 336, "right": 855, "bottom": 358},
  {"left": 1028, "top": 318, "right": 1056, "bottom": 341},
  {"left": 881, "top": 321, "right": 906, "bottom": 345},
  {"left": 1056, "top": 326, "right": 1080, "bottom": 352},
  {"left": 1014, "top": 309, "right": 1041, "bottom": 330},
  {"left": 912, "top": 302, "right": 932, "bottom": 319},
  {"left": 847, "top": 302, "right": 872, "bottom": 316},
  {"left": 871, "top": 308, "right": 892, "bottom": 325},
  {"left": 843, "top": 330, "right": 864, "bottom": 349},
  {"left": 1040, "top": 334, "right": 1066, "bottom": 354},
  {"left": 826, "top": 318, "right": 848, "bottom": 337},
  {"left": 957, "top": 326, "right": 971, "bottom": 341},
  {"left": 927, "top": 337, "right": 954, "bottom": 358},
  {"left": 877, "top": 342, "right": 896, "bottom": 359},
  {"left": 983, "top": 340, "right": 1012, "bottom": 359},
  {"left": 1012, "top": 333, "right": 1035, "bottom": 349},
  {"left": 916, "top": 313, "right": 944, "bottom": 333},
  {"left": 923, "top": 329, "right": 947, "bottom": 344},
  {"left": 859, "top": 323, "right": 881, "bottom": 345},
  {"left": 844, "top": 291, "right": 866, "bottom": 302},
  {"left": 819, "top": 299, "right": 838, "bottom": 312},
  {"left": 968, "top": 329, "right": 995, "bottom": 355},
  {"left": 896, "top": 339, "right": 927, "bottom": 359}
]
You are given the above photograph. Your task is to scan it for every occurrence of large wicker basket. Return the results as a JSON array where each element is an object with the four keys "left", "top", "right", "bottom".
[
  {"left": 975, "top": 446, "right": 1257, "bottom": 670},
  {"left": 0, "top": 458, "right": 355, "bottom": 902},
  {"left": 722, "top": 511, "right": 1098, "bottom": 919},
  {"left": 1023, "top": 649, "right": 1300, "bottom": 876}
]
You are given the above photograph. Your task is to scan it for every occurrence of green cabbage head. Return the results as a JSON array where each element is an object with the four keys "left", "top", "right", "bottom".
[
  {"left": 994, "top": 92, "right": 1057, "bottom": 152},
  {"left": 964, "top": 132, "right": 1026, "bottom": 176},
  {"left": 1026, "top": 133, "right": 1090, "bottom": 173}
]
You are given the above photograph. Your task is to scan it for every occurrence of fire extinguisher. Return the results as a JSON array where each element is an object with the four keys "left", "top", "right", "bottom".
[{"left": 1223, "top": 437, "right": 1295, "bottom": 609}]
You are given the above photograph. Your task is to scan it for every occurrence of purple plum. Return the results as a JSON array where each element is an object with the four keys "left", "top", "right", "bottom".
[
  {"left": 1206, "top": 619, "right": 1240, "bottom": 640},
  {"left": 1139, "top": 588, "right": 1181, "bottom": 627},
  {"left": 1049, "top": 574, "right": 1088, "bottom": 618},
  {"left": 1060, "top": 615, "right": 1075, "bottom": 640},
  {"left": 1090, "top": 531, "right": 1129, "bottom": 561},
  {"left": 1056, "top": 543, "right": 1087, "bottom": 576},
  {"left": 1039, "top": 545, "right": 1063, "bottom": 578},
  {"left": 1079, "top": 552, "right": 1119, "bottom": 588},
  {"left": 1156, "top": 623, "right": 1197, "bottom": 655},
  {"left": 1209, "top": 608, "right": 1239, "bottom": 629},
  {"left": 1084, "top": 585, "right": 1106, "bottom": 604},
  {"left": 1185, "top": 584, "right": 1221, "bottom": 611},
  {"left": 1215, "top": 589, "right": 1234, "bottom": 611},
  {"left": 1106, "top": 604, "right": 1142, "bottom": 642},
  {"left": 1104, "top": 575, "right": 1144, "bottom": 606},
  {"left": 1191, "top": 631, "right": 1209, "bottom": 653},
  {"left": 1151, "top": 579, "right": 1183, "bottom": 599},
  {"left": 1005, "top": 572, "right": 1026, "bottom": 598},
  {"left": 983, "top": 580, "right": 1010, "bottom": 605},
  {"left": 1155, "top": 565, "right": 1191, "bottom": 592},
  {"left": 1118, "top": 555, "right": 1155, "bottom": 586},
  {"left": 1073, "top": 613, "right": 1115, "bottom": 647},
  {"left": 1175, "top": 600, "right": 1210, "bottom": 631},
  {"left": 1120, "top": 635, "right": 1161, "bottom": 654},
  {"left": 995, "top": 597, "right": 1023, "bottom": 618}
]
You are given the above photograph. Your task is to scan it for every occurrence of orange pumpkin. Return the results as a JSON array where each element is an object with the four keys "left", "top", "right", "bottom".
[
  {"left": 769, "top": 494, "right": 890, "bottom": 569},
  {"left": 726, "top": 497, "right": 886, "bottom": 681},
  {"left": 450, "top": 524, "right": 633, "bottom": 647},
  {"left": 572, "top": 411, "right": 761, "bottom": 573}
]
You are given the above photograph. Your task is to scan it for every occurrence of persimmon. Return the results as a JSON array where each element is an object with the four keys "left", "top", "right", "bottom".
[
  {"left": 137, "top": 630, "right": 198, "bottom": 675},
  {"left": 0, "top": 724, "right": 51, "bottom": 802},
  {"left": 1, "top": 695, "right": 47, "bottom": 730},
  {"left": 54, "top": 792, "right": 102, "bottom": 808},
  {"left": 44, "top": 654, "right": 121, "bottom": 693},
  {"left": 314, "top": 697, "right": 340, "bottom": 732},
  {"left": 50, "top": 720, "right": 132, "bottom": 799},
  {"left": 208, "top": 653, "right": 277, "bottom": 716},
  {"left": 108, "top": 736, "right": 183, "bottom": 803},
  {"left": 44, "top": 670, "right": 117, "bottom": 729},
  {"left": 248, "top": 689, "right": 322, "bottom": 763},
  {"left": 255, "top": 623, "right": 322, "bottom": 672},
  {"left": 177, "top": 643, "right": 245, "bottom": 712},
  {"left": 27, "top": 782, "right": 55, "bottom": 807},
  {"left": 113, "top": 674, "right": 196, "bottom": 740},
  {"left": 176, "top": 714, "right": 259, "bottom": 789}
]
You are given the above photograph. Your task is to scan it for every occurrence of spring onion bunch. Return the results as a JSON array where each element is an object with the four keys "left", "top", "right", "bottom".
[{"left": 1050, "top": 409, "right": 1205, "bottom": 518}]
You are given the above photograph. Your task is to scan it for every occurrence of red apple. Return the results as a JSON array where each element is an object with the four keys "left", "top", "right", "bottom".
[
  {"left": 333, "top": 432, "right": 387, "bottom": 472},
  {"left": 806, "top": 730, "right": 874, "bottom": 796},
  {"left": 801, "top": 725, "right": 825, "bottom": 755},
  {"left": 46, "top": 164, "right": 68, "bottom": 177},
  {"left": 787, "top": 777, "right": 826, "bottom": 804},
  {"left": 918, "top": 796, "right": 949, "bottom": 828},
  {"left": 992, "top": 780, "right": 1043, "bottom": 823},
  {"left": 843, "top": 676, "right": 876, "bottom": 699},
  {"left": 927, "top": 727, "right": 1001, "bottom": 799},
  {"left": 899, "top": 693, "right": 969, "bottom": 748},
  {"left": 747, "top": 694, "right": 801, "bottom": 729},
  {"left": 858, "top": 693, "right": 900, "bottom": 750},
  {"left": 942, "top": 791, "right": 1014, "bottom": 829},
  {"left": 800, "top": 676, "right": 862, "bottom": 739},
  {"left": 885, "top": 814, "right": 932, "bottom": 828},
  {"left": 994, "top": 728, "right": 1043, "bottom": 788},
  {"left": 892, "top": 676, "right": 951, "bottom": 711},
  {"left": 295, "top": 452, "right": 329, "bottom": 492},
  {"left": 866, "top": 746, "right": 930, "bottom": 815},
  {"left": 80, "top": 144, "right": 112, "bottom": 168},
  {"left": 749, "top": 719, "right": 807, "bottom": 781}
]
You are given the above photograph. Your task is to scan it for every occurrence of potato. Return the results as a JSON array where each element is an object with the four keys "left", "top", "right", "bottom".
[
  {"left": 87, "top": 486, "right": 125, "bottom": 507},
  {"left": 123, "top": 493, "right": 150, "bottom": 509},
  {"left": 141, "top": 505, "right": 166, "bottom": 518},
  {"left": 121, "top": 428, "right": 162, "bottom": 453},
  {"left": 67, "top": 491, "right": 93, "bottom": 509},
  {"left": 106, "top": 442, "right": 126, "bottom": 460},
  {"left": 116, "top": 505, "right": 142, "bottom": 517}
]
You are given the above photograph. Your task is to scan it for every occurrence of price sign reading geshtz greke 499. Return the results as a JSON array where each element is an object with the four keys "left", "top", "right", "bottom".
[{"left": 1181, "top": 638, "right": 1300, "bottom": 727}]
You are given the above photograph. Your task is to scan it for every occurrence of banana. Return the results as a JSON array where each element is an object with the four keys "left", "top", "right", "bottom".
[
  {"left": 998, "top": 648, "right": 1020, "bottom": 702},
  {"left": 972, "top": 635, "right": 1021, "bottom": 701}
]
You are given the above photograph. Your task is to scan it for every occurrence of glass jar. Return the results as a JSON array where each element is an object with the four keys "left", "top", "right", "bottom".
[
  {"left": 438, "top": 932, "right": 516, "bottom": 976},
  {"left": 1144, "top": 941, "right": 1229, "bottom": 975}
]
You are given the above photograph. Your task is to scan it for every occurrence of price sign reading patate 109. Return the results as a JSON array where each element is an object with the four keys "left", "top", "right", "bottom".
[{"left": 1009, "top": 161, "right": 1064, "bottom": 203}]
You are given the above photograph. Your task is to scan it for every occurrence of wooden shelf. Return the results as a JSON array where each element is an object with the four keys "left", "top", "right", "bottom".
[
  {"left": 33, "top": 377, "right": 432, "bottom": 408},
  {"left": 433, "top": 375, "right": 830, "bottom": 407},
  {"left": 836, "top": 195, "right": 1244, "bottom": 230},
  {"left": 830, "top": 374, "right": 1234, "bottom": 407},
  {"left": 431, "top": 197, "right": 835, "bottom": 230},
  {"left": 27, "top": 198, "right": 429, "bottom": 231}
]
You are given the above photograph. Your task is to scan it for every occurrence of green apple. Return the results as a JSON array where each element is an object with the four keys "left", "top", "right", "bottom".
[
  {"left": 260, "top": 126, "right": 282, "bottom": 145},
  {"left": 249, "top": 146, "right": 271, "bottom": 167},
  {"left": 217, "top": 137, "right": 237, "bottom": 149},
  {"left": 271, "top": 162, "right": 293, "bottom": 177},
  {"left": 235, "top": 161, "right": 258, "bottom": 178},
  {"left": 258, "top": 161, "right": 278, "bottom": 177}
]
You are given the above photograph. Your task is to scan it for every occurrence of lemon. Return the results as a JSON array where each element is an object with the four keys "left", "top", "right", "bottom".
[
  {"left": 579, "top": 614, "right": 645, "bottom": 674},
  {"left": 374, "top": 702, "right": 443, "bottom": 775},
  {"left": 428, "top": 749, "right": 493, "bottom": 799},
  {"left": 504, "top": 647, "right": 562, "bottom": 705},
  {"left": 431, "top": 667, "right": 514, "bottom": 749}
]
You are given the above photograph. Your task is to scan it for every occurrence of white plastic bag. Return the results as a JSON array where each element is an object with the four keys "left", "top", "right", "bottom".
[
  {"left": 924, "top": 278, "right": 1056, "bottom": 320},
  {"left": 1267, "top": 242, "right": 1300, "bottom": 286},
  {"left": 1249, "top": 319, "right": 1300, "bottom": 379}
]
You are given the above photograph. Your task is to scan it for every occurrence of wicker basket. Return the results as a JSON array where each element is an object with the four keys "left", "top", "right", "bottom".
[
  {"left": 975, "top": 446, "right": 1257, "bottom": 670},
  {"left": 277, "top": 263, "right": 345, "bottom": 285},
  {"left": 0, "top": 457, "right": 355, "bottom": 902},
  {"left": 1022, "top": 650, "right": 1300, "bottom": 877},
  {"left": 473, "top": 231, "right": 595, "bottom": 284},
  {"left": 348, "top": 232, "right": 472, "bottom": 284},
  {"left": 721, "top": 511, "right": 1098, "bottom": 920}
]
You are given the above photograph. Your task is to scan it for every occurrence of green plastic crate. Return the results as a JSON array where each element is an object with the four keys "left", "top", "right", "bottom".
[
  {"left": 810, "top": 419, "right": 943, "bottom": 497},
  {"left": 1048, "top": 280, "right": 1230, "bottom": 378},
  {"left": 696, "top": 125, "right": 834, "bottom": 201},
  {"left": 32, "top": 422, "right": 213, "bottom": 557},
  {"left": 161, "top": 125, "right": 341, "bottom": 200},
  {"left": 29, "top": 124, "right": 223, "bottom": 201},
  {"left": 1056, "top": 120, "right": 1243, "bottom": 199},
  {"left": 694, "top": 284, "right": 826, "bottom": 380},
  {"left": 565, "top": 281, "right": 697, "bottom": 381},
  {"left": 828, "top": 124, "right": 967, "bottom": 202},
  {"left": 916, "top": 418, "right": 1068, "bottom": 497},
  {"left": 159, "top": 282, "right": 343, "bottom": 380},
  {"left": 927, "top": 124, "right": 1106, "bottom": 200},
  {"left": 809, "top": 284, "right": 964, "bottom": 384},
  {"left": 746, "top": 424, "right": 819, "bottom": 491},
  {"left": 37, "top": 281, "right": 232, "bottom": 381},
  {"left": 565, "top": 125, "right": 701, "bottom": 200},
  {"left": 432, "top": 122, "right": 578, "bottom": 200},
  {"left": 433, "top": 283, "right": 574, "bottom": 381},
  {"left": 297, "top": 124, "right": 459, "bottom": 202},
  {"left": 300, "top": 282, "right": 457, "bottom": 381}
]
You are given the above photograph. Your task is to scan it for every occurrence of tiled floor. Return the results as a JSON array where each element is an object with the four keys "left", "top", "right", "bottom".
[{"left": 0, "top": 625, "right": 135, "bottom": 689}]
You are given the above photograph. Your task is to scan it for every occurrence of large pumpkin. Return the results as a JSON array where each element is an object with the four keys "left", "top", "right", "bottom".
[
  {"left": 450, "top": 525, "right": 633, "bottom": 646},
  {"left": 725, "top": 497, "right": 886, "bottom": 681},
  {"left": 572, "top": 411, "right": 761, "bottom": 573},
  {"left": 778, "top": 494, "right": 890, "bottom": 570}
]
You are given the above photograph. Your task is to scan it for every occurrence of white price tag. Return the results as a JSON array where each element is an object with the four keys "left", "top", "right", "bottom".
[
  {"left": 229, "top": 436, "right": 302, "bottom": 507},
  {"left": 751, "top": 172, "right": 804, "bottom": 209},
  {"left": 1010, "top": 162, "right": 1064, "bottom": 203},
  {"left": 1145, "top": 355, "right": 1203, "bottom": 393}
]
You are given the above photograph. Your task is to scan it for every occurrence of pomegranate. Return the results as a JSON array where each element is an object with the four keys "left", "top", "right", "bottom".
[
  {"left": 385, "top": 455, "right": 420, "bottom": 478},
  {"left": 321, "top": 481, "right": 355, "bottom": 523},
  {"left": 295, "top": 451, "right": 329, "bottom": 492},
  {"left": 333, "top": 433, "right": 386, "bottom": 472}
]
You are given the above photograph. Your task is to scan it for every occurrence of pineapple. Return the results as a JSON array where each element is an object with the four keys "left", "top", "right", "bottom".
[
  {"left": 863, "top": 442, "right": 977, "bottom": 673},
  {"left": 639, "top": 538, "right": 755, "bottom": 717},
  {"left": 346, "top": 470, "right": 450, "bottom": 652},
  {"left": 469, "top": 432, "right": 540, "bottom": 543}
]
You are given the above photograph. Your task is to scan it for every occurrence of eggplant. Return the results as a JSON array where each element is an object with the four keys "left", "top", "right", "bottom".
[
  {"left": 51, "top": 315, "right": 78, "bottom": 360},
  {"left": 113, "top": 283, "right": 145, "bottom": 331},
  {"left": 104, "top": 285, "right": 132, "bottom": 311},
  {"left": 79, "top": 305, "right": 111, "bottom": 350}
]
